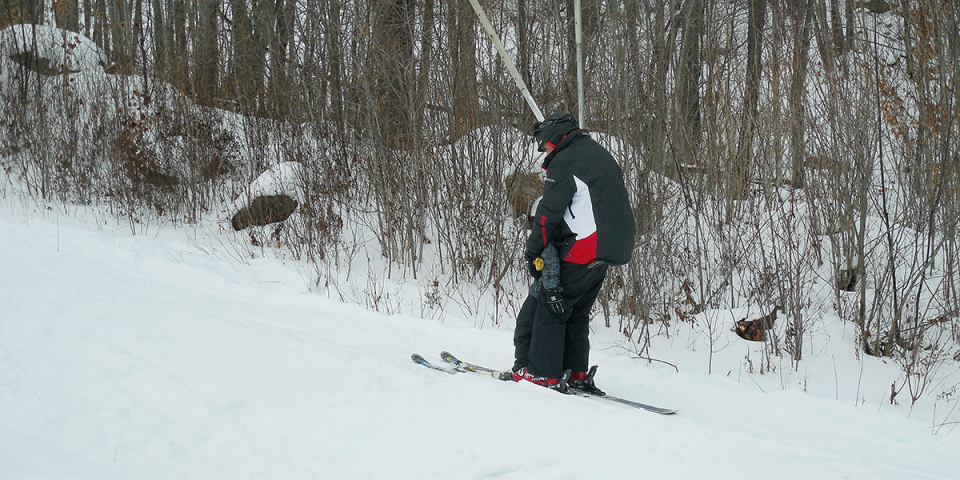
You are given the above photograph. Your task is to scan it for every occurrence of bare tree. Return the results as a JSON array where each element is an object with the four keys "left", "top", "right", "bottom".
[
  {"left": 733, "top": 0, "right": 767, "bottom": 203},
  {"left": 676, "top": 0, "right": 704, "bottom": 166},
  {"left": 447, "top": 0, "right": 479, "bottom": 137},
  {"left": 1, "top": 0, "right": 43, "bottom": 27},
  {"left": 194, "top": 0, "right": 221, "bottom": 105},
  {"left": 227, "top": 0, "right": 265, "bottom": 113},
  {"left": 789, "top": 0, "right": 814, "bottom": 188}
]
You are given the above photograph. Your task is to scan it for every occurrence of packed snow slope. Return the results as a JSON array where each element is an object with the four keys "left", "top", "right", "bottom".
[{"left": 1, "top": 206, "right": 959, "bottom": 480}]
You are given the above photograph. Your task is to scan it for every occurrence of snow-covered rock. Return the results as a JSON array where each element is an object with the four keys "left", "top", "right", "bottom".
[
  {"left": 0, "top": 24, "right": 105, "bottom": 74},
  {"left": 230, "top": 162, "right": 304, "bottom": 230}
]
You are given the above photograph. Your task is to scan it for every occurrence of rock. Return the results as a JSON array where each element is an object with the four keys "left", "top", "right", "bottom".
[
  {"left": 505, "top": 170, "right": 542, "bottom": 226},
  {"left": 857, "top": 0, "right": 891, "bottom": 14},
  {"left": 837, "top": 267, "right": 859, "bottom": 292},
  {"left": 734, "top": 306, "right": 779, "bottom": 342},
  {"left": 231, "top": 194, "right": 299, "bottom": 231}
]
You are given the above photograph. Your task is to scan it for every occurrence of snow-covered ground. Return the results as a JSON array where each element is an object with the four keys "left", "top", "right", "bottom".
[{"left": 1, "top": 202, "right": 959, "bottom": 480}]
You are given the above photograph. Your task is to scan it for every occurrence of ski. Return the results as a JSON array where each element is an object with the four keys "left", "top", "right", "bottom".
[
  {"left": 565, "top": 387, "right": 677, "bottom": 415},
  {"left": 411, "top": 353, "right": 456, "bottom": 374},
  {"left": 439, "top": 351, "right": 503, "bottom": 378},
  {"left": 433, "top": 351, "right": 677, "bottom": 415}
]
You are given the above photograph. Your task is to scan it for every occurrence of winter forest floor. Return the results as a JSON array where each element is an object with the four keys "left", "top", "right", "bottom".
[{"left": 2, "top": 200, "right": 959, "bottom": 480}]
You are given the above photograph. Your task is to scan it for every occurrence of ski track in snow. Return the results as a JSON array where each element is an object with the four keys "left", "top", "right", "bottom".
[{"left": 1, "top": 209, "right": 959, "bottom": 480}]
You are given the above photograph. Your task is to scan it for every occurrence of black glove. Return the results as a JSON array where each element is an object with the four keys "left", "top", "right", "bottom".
[
  {"left": 544, "top": 287, "right": 564, "bottom": 315},
  {"left": 526, "top": 257, "right": 542, "bottom": 279}
]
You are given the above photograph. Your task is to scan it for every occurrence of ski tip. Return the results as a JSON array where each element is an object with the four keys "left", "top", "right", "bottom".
[
  {"left": 411, "top": 353, "right": 426, "bottom": 362},
  {"left": 636, "top": 405, "right": 678, "bottom": 415},
  {"left": 649, "top": 408, "right": 678, "bottom": 415}
]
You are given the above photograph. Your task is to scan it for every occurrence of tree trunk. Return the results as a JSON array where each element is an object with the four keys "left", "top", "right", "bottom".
[
  {"left": 108, "top": 0, "right": 134, "bottom": 73},
  {"left": 152, "top": 0, "right": 169, "bottom": 81},
  {"left": 790, "top": 0, "right": 814, "bottom": 188},
  {"left": 829, "top": 0, "right": 844, "bottom": 55},
  {"left": 55, "top": 0, "right": 80, "bottom": 32},
  {"left": 646, "top": 0, "right": 675, "bottom": 178},
  {"left": 517, "top": 0, "right": 533, "bottom": 126},
  {"left": 169, "top": 0, "right": 188, "bottom": 91},
  {"left": 734, "top": 0, "right": 766, "bottom": 201},
  {"left": 194, "top": 0, "right": 221, "bottom": 105},
  {"left": 229, "top": 0, "right": 265, "bottom": 113},
  {"left": 676, "top": 0, "right": 704, "bottom": 164},
  {"left": 1, "top": 0, "right": 44, "bottom": 27},
  {"left": 268, "top": 0, "right": 296, "bottom": 118},
  {"left": 370, "top": 0, "right": 417, "bottom": 149},
  {"left": 327, "top": 0, "right": 344, "bottom": 128},
  {"left": 448, "top": 0, "right": 479, "bottom": 137}
]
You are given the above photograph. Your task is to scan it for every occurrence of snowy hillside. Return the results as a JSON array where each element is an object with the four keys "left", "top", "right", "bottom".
[{"left": 1, "top": 203, "right": 958, "bottom": 480}]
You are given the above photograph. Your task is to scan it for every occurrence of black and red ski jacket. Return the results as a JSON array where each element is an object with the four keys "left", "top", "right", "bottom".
[{"left": 526, "top": 130, "right": 636, "bottom": 266}]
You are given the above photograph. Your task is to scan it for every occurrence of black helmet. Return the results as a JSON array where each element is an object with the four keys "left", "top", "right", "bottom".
[{"left": 532, "top": 112, "right": 578, "bottom": 152}]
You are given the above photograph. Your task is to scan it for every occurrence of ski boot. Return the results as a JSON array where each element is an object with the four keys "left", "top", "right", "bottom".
[
  {"left": 568, "top": 365, "right": 605, "bottom": 396},
  {"left": 513, "top": 368, "right": 571, "bottom": 393}
]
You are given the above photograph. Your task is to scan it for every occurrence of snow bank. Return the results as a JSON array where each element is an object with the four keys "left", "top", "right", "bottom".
[
  {"left": 1, "top": 204, "right": 958, "bottom": 480},
  {"left": 0, "top": 24, "right": 105, "bottom": 73}
]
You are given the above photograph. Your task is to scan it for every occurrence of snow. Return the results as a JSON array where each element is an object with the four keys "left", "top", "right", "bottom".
[
  {"left": 233, "top": 161, "right": 305, "bottom": 209},
  {"left": 0, "top": 24, "right": 105, "bottom": 72},
  {"left": 1, "top": 8, "right": 957, "bottom": 479},
  {"left": 1, "top": 203, "right": 958, "bottom": 480}
]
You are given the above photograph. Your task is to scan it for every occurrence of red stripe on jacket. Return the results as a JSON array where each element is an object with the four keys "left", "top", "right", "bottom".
[
  {"left": 564, "top": 232, "right": 598, "bottom": 264},
  {"left": 541, "top": 216, "right": 548, "bottom": 248}
]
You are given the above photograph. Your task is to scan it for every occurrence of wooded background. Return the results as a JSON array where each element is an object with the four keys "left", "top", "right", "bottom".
[{"left": 2, "top": 0, "right": 958, "bottom": 400}]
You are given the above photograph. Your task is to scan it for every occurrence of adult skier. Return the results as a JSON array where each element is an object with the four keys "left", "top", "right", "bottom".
[{"left": 512, "top": 112, "right": 636, "bottom": 392}]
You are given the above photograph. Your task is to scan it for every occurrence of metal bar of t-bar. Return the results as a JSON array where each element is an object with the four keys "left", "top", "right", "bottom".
[
  {"left": 575, "top": 0, "right": 585, "bottom": 128},
  {"left": 467, "top": 0, "right": 544, "bottom": 122}
]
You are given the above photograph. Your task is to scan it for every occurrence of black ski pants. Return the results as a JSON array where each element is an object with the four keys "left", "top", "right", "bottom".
[
  {"left": 512, "top": 294, "right": 538, "bottom": 372},
  {"left": 513, "top": 262, "right": 608, "bottom": 379}
]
